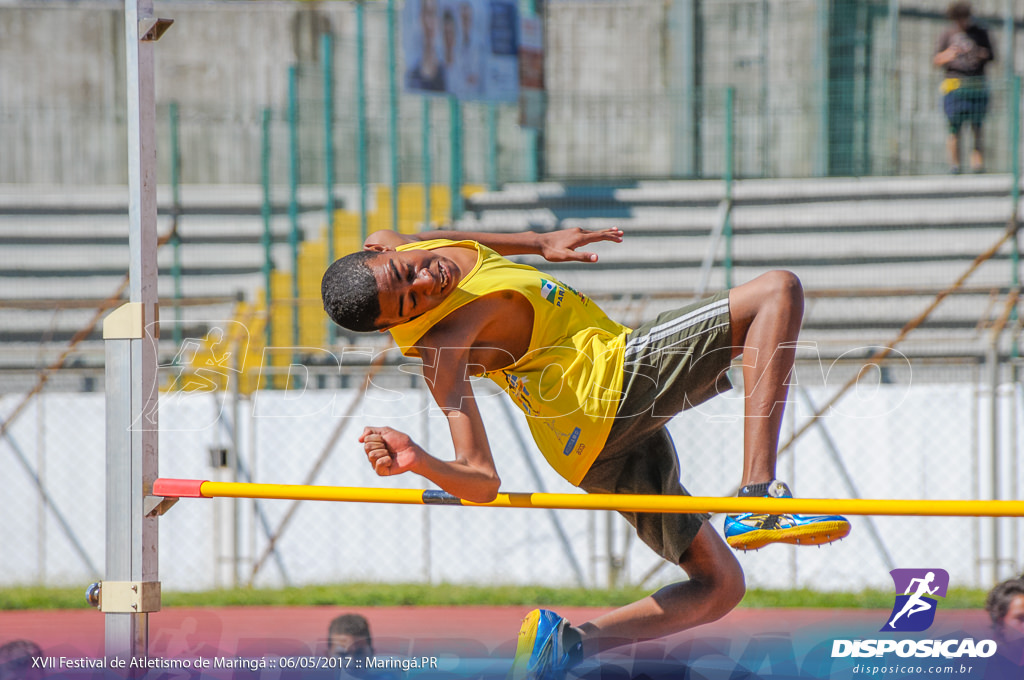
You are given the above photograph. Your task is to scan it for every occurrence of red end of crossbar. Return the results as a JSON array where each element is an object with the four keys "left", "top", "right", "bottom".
[{"left": 153, "top": 478, "right": 208, "bottom": 498}]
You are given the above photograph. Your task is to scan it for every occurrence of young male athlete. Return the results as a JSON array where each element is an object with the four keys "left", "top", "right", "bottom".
[{"left": 321, "top": 227, "right": 850, "bottom": 679}]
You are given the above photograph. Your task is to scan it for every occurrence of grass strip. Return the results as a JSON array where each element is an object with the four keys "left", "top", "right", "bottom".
[{"left": 0, "top": 584, "right": 988, "bottom": 612}]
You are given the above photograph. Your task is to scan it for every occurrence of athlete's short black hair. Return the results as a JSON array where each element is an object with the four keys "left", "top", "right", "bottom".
[{"left": 321, "top": 250, "right": 385, "bottom": 332}]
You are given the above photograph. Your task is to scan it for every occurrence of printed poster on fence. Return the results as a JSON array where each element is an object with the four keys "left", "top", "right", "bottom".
[{"left": 403, "top": 0, "right": 519, "bottom": 102}]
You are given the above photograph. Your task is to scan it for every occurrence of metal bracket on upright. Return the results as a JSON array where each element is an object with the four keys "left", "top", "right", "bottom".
[
  {"left": 139, "top": 17, "right": 173, "bottom": 42},
  {"left": 143, "top": 496, "right": 178, "bottom": 518},
  {"left": 97, "top": 581, "right": 163, "bottom": 614}
]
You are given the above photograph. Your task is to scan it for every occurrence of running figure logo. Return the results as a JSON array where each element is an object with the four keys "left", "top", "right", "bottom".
[{"left": 882, "top": 568, "right": 949, "bottom": 632}]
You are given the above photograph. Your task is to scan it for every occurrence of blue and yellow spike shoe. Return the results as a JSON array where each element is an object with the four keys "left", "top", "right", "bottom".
[
  {"left": 724, "top": 480, "right": 851, "bottom": 551},
  {"left": 510, "top": 609, "right": 583, "bottom": 680}
]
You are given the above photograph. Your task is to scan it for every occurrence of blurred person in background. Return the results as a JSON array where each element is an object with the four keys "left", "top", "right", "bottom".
[
  {"left": 933, "top": 1, "right": 994, "bottom": 174},
  {"left": 0, "top": 640, "right": 43, "bottom": 680},
  {"left": 327, "top": 613, "right": 403, "bottom": 680},
  {"left": 984, "top": 577, "right": 1024, "bottom": 673},
  {"left": 986, "top": 577, "right": 1024, "bottom": 641},
  {"left": 328, "top": 613, "right": 375, "bottom": 662}
]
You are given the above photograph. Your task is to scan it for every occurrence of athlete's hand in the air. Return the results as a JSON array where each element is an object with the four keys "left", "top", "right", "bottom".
[{"left": 538, "top": 227, "right": 623, "bottom": 263}]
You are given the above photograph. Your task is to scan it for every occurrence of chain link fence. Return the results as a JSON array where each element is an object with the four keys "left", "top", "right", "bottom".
[
  {"left": 2, "top": 352, "right": 1022, "bottom": 593},
  {"left": 2, "top": 0, "right": 1024, "bottom": 598}
]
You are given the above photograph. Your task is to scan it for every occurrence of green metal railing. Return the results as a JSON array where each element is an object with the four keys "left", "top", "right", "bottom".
[
  {"left": 260, "top": 107, "right": 274, "bottom": 354},
  {"left": 287, "top": 64, "right": 301, "bottom": 351},
  {"left": 168, "top": 100, "right": 183, "bottom": 350}
]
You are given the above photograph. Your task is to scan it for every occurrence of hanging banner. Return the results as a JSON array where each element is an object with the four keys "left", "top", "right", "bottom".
[{"left": 403, "top": 0, "right": 520, "bottom": 102}]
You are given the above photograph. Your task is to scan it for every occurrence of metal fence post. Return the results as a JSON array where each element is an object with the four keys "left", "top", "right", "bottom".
[
  {"left": 887, "top": 0, "right": 900, "bottom": 171},
  {"left": 724, "top": 86, "right": 735, "bottom": 290},
  {"left": 449, "top": 96, "right": 463, "bottom": 221},
  {"left": 260, "top": 108, "right": 274, "bottom": 360},
  {"left": 388, "top": 0, "right": 400, "bottom": 232},
  {"left": 287, "top": 64, "right": 301, "bottom": 352},
  {"left": 988, "top": 330, "right": 1001, "bottom": 585},
  {"left": 1011, "top": 75, "right": 1021, "bottom": 363},
  {"left": 168, "top": 101, "right": 182, "bottom": 351},
  {"left": 669, "top": 0, "right": 697, "bottom": 178},
  {"left": 1004, "top": 0, "right": 1016, "bottom": 84},
  {"left": 814, "top": 0, "right": 830, "bottom": 177},
  {"left": 423, "top": 99, "right": 432, "bottom": 229},
  {"left": 356, "top": 0, "right": 369, "bottom": 243},
  {"left": 487, "top": 103, "right": 498, "bottom": 191},
  {"left": 322, "top": 33, "right": 337, "bottom": 344},
  {"left": 1010, "top": 74, "right": 1020, "bottom": 284},
  {"left": 523, "top": 0, "right": 541, "bottom": 182}
]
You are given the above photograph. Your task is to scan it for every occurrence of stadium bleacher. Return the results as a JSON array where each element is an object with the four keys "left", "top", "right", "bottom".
[
  {"left": 459, "top": 174, "right": 1020, "bottom": 363},
  {"left": 0, "top": 174, "right": 1019, "bottom": 388}
]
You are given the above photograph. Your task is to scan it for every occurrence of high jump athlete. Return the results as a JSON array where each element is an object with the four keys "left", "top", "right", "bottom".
[{"left": 321, "top": 227, "right": 850, "bottom": 679}]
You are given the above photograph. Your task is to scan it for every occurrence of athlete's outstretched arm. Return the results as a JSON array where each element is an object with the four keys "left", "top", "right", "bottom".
[{"left": 364, "top": 227, "right": 623, "bottom": 263}]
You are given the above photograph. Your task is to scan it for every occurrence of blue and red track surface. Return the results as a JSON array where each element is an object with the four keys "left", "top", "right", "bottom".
[{"left": 4, "top": 605, "right": 1022, "bottom": 678}]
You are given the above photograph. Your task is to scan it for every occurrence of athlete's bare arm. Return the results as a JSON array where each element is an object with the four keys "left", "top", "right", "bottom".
[
  {"left": 358, "top": 358, "right": 501, "bottom": 504},
  {"left": 359, "top": 295, "right": 525, "bottom": 503},
  {"left": 365, "top": 227, "right": 623, "bottom": 263}
]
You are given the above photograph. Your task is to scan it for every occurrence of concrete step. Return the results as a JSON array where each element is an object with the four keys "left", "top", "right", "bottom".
[
  {"left": 1, "top": 178, "right": 1019, "bottom": 373},
  {"left": 465, "top": 175, "right": 1018, "bottom": 210},
  {"left": 0, "top": 241, "right": 272, "bottom": 272},
  {"left": 532, "top": 255, "right": 1013, "bottom": 295},
  {"left": 0, "top": 184, "right": 330, "bottom": 214},
  {"left": 0, "top": 272, "right": 267, "bottom": 301},
  {"left": 458, "top": 196, "right": 1014, "bottom": 234}
]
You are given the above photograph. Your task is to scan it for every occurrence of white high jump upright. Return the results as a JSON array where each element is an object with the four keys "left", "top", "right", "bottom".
[{"left": 101, "top": 0, "right": 172, "bottom": 661}]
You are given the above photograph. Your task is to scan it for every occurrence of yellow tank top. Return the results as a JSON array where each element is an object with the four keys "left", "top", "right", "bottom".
[{"left": 388, "top": 239, "right": 631, "bottom": 485}]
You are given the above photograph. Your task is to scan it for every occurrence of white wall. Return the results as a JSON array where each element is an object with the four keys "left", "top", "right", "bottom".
[{"left": 2, "top": 378, "right": 1021, "bottom": 593}]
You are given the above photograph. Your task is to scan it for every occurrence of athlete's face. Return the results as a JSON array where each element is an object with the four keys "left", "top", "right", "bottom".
[{"left": 365, "top": 246, "right": 461, "bottom": 329}]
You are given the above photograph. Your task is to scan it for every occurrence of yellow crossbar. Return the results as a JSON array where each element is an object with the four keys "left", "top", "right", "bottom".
[{"left": 154, "top": 479, "right": 1024, "bottom": 517}]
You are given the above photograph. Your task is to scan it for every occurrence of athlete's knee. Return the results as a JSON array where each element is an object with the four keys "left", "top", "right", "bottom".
[
  {"left": 764, "top": 270, "right": 802, "bottom": 300},
  {"left": 757, "top": 270, "right": 803, "bottom": 314},
  {"left": 688, "top": 553, "right": 746, "bottom": 623},
  {"left": 709, "top": 557, "right": 746, "bottom": 619}
]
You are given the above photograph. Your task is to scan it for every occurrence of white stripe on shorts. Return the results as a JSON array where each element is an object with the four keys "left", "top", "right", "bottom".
[{"left": 624, "top": 297, "right": 729, "bottom": 358}]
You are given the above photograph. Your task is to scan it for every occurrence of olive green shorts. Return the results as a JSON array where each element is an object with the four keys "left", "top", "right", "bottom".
[{"left": 579, "top": 292, "right": 734, "bottom": 564}]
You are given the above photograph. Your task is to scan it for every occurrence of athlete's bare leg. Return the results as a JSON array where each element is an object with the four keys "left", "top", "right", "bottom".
[
  {"left": 575, "top": 522, "right": 745, "bottom": 655},
  {"left": 531, "top": 277, "right": 802, "bottom": 657},
  {"left": 727, "top": 270, "right": 804, "bottom": 488}
]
